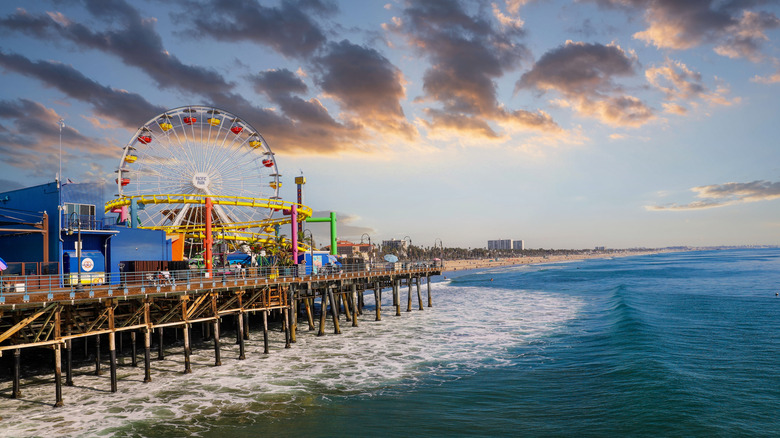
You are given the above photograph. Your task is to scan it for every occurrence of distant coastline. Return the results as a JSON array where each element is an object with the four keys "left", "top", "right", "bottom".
[{"left": 441, "top": 249, "right": 671, "bottom": 273}]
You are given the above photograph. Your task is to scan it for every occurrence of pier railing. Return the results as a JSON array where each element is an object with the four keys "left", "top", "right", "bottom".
[{"left": 0, "top": 260, "right": 444, "bottom": 305}]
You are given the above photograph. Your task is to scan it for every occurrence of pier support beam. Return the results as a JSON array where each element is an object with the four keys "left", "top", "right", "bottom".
[
  {"left": 351, "top": 284, "right": 358, "bottom": 327},
  {"left": 283, "top": 307, "right": 291, "bottom": 348},
  {"left": 109, "top": 331, "right": 117, "bottom": 392},
  {"left": 427, "top": 275, "right": 432, "bottom": 307},
  {"left": 417, "top": 277, "right": 423, "bottom": 311},
  {"left": 243, "top": 312, "right": 250, "bottom": 341},
  {"left": 304, "top": 294, "right": 315, "bottom": 331},
  {"left": 328, "top": 288, "right": 341, "bottom": 334},
  {"left": 131, "top": 331, "right": 138, "bottom": 367},
  {"left": 143, "top": 328, "right": 152, "bottom": 383},
  {"left": 95, "top": 333, "right": 102, "bottom": 376},
  {"left": 158, "top": 328, "right": 164, "bottom": 360},
  {"left": 54, "top": 344, "right": 63, "bottom": 407},
  {"left": 262, "top": 310, "right": 270, "bottom": 354},
  {"left": 394, "top": 280, "right": 401, "bottom": 316},
  {"left": 144, "top": 301, "right": 152, "bottom": 383},
  {"left": 213, "top": 318, "right": 222, "bottom": 366},
  {"left": 374, "top": 282, "right": 382, "bottom": 321},
  {"left": 237, "top": 312, "right": 246, "bottom": 360},
  {"left": 183, "top": 324, "right": 192, "bottom": 374},
  {"left": 407, "top": 277, "right": 413, "bottom": 312},
  {"left": 65, "top": 339, "right": 73, "bottom": 386},
  {"left": 12, "top": 348, "right": 21, "bottom": 398},
  {"left": 317, "top": 289, "right": 328, "bottom": 336}
]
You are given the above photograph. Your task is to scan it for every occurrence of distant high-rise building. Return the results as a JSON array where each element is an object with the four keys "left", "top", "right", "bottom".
[
  {"left": 488, "top": 239, "right": 512, "bottom": 250},
  {"left": 382, "top": 239, "right": 406, "bottom": 251},
  {"left": 513, "top": 240, "right": 524, "bottom": 250}
]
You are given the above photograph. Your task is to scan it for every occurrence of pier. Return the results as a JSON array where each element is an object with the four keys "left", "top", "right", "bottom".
[{"left": 0, "top": 262, "right": 442, "bottom": 407}]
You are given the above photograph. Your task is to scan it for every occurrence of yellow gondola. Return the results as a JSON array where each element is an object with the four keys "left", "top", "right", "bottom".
[
  {"left": 159, "top": 122, "right": 173, "bottom": 131},
  {"left": 269, "top": 181, "right": 282, "bottom": 189},
  {"left": 207, "top": 117, "right": 221, "bottom": 126},
  {"left": 124, "top": 154, "right": 138, "bottom": 163}
]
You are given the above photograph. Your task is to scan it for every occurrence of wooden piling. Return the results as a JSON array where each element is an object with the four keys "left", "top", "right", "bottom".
[
  {"left": 108, "top": 303, "right": 117, "bottom": 392},
  {"left": 407, "top": 277, "right": 413, "bottom": 312},
  {"left": 243, "top": 312, "right": 250, "bottom": 341},
  {"left": 289, "top": 287, "right": 297, "bottom": 343},
  {"left": 12, "top": 348, "right": 21, "bottom": 398},
  {"left": 213, "top": 318, "right": 222, "bottom": 366},
  {"left": 95, "top": 333, "right": 102, "bottom": 376},
  {"left": 237, "top": 312, "right": 246, "bottom": 359},
  {"left": 374, "top": 282, "right": 382, "bottom": 321},
  {"left": 262, "top": 310, "right": 270, "bottom": 354},
  {"left": 144, "top": 301, "right": 152, "bottom": 383},
  {"left": 54, "top": 344, "right": 63, "bottom": 407},
  {"left": 351, "top": 284, "right": 358, "bottom": 327},
  {"left": 183, "top": 324, "right": 192, "bottom": 374},
  {"left": 427, "top": 275, "right": 432, "bottom": 307},
  {"left": 65, "top": 338, "right": 73, "bottom": 386},
  {"left": 394, "top": 280, "right": 401, "bottom": 316},
  {"left": 283, "top": 307, "right": 291, "bottom": 348},
  {"left": 143, "top": 328, "right": 152, "bottom": 383},
  {"left": 304, "top": 296, "right": 315, "bottom": 330},
  {"left": 416, "top": 276, "right": 423, "bottom": 310},
  {"left": 158, "top": 327, "right": 165, "bottom": 360},
  {"left": 131, "top": 331, "right": 138, "bottom": 367},
  {"left": 328, "top": 288, "right": 341, "bottom": 334},
  {"left": 317, "top": 289, "right": 328, "bottom": 336}
]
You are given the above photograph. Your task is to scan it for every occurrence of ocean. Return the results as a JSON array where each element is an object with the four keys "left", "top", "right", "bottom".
[{"left": 2, "top": 249, "right": 779, "bottom": 437}]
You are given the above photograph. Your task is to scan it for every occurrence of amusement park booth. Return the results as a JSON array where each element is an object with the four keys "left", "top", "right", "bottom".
[{"left": 0, "top": 180, "right": 172, "bottom": 285}]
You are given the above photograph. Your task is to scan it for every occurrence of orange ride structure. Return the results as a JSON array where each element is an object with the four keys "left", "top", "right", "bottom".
[{"left": 106, "top": 105, "right": 312, "bottom": 276}]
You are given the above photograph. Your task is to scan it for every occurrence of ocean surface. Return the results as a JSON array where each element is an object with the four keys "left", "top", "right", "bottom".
[{"left": 2, "top": 248, "right": 780, "bottom": 437}]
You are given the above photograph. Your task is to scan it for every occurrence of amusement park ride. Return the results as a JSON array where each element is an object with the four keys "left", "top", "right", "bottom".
[{"left": 104, "top": 105, "right": 323, "bottom": 277}]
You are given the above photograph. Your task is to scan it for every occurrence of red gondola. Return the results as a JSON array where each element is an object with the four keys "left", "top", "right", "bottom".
[
  {"left": 115, "top": 177, "right": 130, "bottom": 186},
  {"left": 138, "top": 135, "right": 152, "bottom": 144},
  {"left": 262, "top": 159, "right": 274, "bottom": 167},
  {"left": 231, "top": 125, "right": 243, "bottom": 134},
  {"left": 183, "top": 117, "right": 196, "bottom": 125}
]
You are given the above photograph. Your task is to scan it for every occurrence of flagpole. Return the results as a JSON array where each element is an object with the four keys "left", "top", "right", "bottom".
[{"left": 58, "top": 118, "right": 65, "bottom": 185}]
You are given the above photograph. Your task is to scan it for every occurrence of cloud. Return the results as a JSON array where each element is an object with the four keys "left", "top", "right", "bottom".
[
  {"left": 0, "top": 5, "right": 235, "bottom": 97},
  {"left": 0, "top": 50, "right": 164, "bottom": 128},
  {"left": 517, "top": 40, "right": 654, "bottom": 127},
  {"left": 645, "top": 58, "right": 738, "bottom": 114},
  {"left": 0, "top": 99, "right": 118, "bottom": 175},
  {"left": 590, "top": 0, "right": 780, "bottom": 61},
  {"left": 172, "top": 0, "right": 334, "bottom": 58},
  {"left": 647, "top": 180, "right": 780, "bottom": 211},
  {"left": 312, "top": 40, "right": 417, "bottom": 139},
  {"left": 389, "top": 0, "right": 555, "bottom": 139}
]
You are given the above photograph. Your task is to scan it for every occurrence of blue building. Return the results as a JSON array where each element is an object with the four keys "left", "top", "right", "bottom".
[{"left": 0, "top": 180, "right": 171, "bottom": 285}]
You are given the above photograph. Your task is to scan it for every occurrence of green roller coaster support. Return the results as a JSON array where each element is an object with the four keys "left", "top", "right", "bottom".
[{"left": 306, "top": 212, "right": 337, "bottom": 255}]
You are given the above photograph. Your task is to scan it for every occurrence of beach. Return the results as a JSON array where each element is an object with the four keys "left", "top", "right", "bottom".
[{"left": 442, "top": 249, "right": 664, "bottom": 272}]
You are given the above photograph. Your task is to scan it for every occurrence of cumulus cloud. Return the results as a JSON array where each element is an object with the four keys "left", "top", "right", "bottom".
[
  {"left": 390, "top": 0, "right": 556, "bottom": 139},
  {"left": 0, "top": 51, "right": 164, "bottom": 128},
  {"left": 0, "top": 99, "right": 118, "bottom": 175},
  {"left": 173, "top": 0, "right": 334, "bottom": 58},
  {"left": 517, "top": 40, "right": 654, "bottom": 127},
  {"left": 646, "top": 58, "right": 738, "bottom": 114},
  {"left": 312, "top": 40, "right": 417, "bottom": 139},
  {"left": 648, "top": 180, "right": 780, "bottom": 211},
  {"left": 590, "top": 0, "right": 780, "bottom": 62}
]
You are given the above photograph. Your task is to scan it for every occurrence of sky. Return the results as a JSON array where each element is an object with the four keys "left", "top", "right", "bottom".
[{"left": 1, "top": 0, "right": 780, "bottom": 249}]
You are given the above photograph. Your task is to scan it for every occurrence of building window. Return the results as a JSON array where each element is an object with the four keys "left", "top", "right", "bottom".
[{"left": 64, "top": 203, "right": 96, "bottom": 229}]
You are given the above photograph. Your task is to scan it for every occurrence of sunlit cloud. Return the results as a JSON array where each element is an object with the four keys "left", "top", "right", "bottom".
[{"left": 647, "top": 180, "right": 780, "bottom": 211}]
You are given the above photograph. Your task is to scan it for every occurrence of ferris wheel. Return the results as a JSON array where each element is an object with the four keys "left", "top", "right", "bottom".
[{"left": 115, "top": 105, "right": 281, "bottom": 247}]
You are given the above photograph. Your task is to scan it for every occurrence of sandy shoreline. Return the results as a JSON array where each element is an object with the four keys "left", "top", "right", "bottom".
[{"left": 441, "top": 250, "right": 665, "bottom": 273}]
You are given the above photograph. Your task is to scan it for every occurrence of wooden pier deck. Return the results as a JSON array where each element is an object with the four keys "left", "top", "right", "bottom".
[{"left": 0, "top": 264, "right": 442, "bottom": 407}]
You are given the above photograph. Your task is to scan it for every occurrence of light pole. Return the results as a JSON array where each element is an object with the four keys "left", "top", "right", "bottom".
[
  {"left": 434, "top": 238, "right": 443, "bottom": 266},
  {"left": 67, "top": 212, "right": 83, "bottom": 290},
  {"left": 360, "top": 233, "right": 372, "bottom": 264},
  {"left": 403, "top": 236, "right": 412, "bottom": 261}
]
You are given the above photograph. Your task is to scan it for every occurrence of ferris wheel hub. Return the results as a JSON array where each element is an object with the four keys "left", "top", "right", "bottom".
[{"left": 192, "top": 172, "right": 210, "bottom": 190}]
